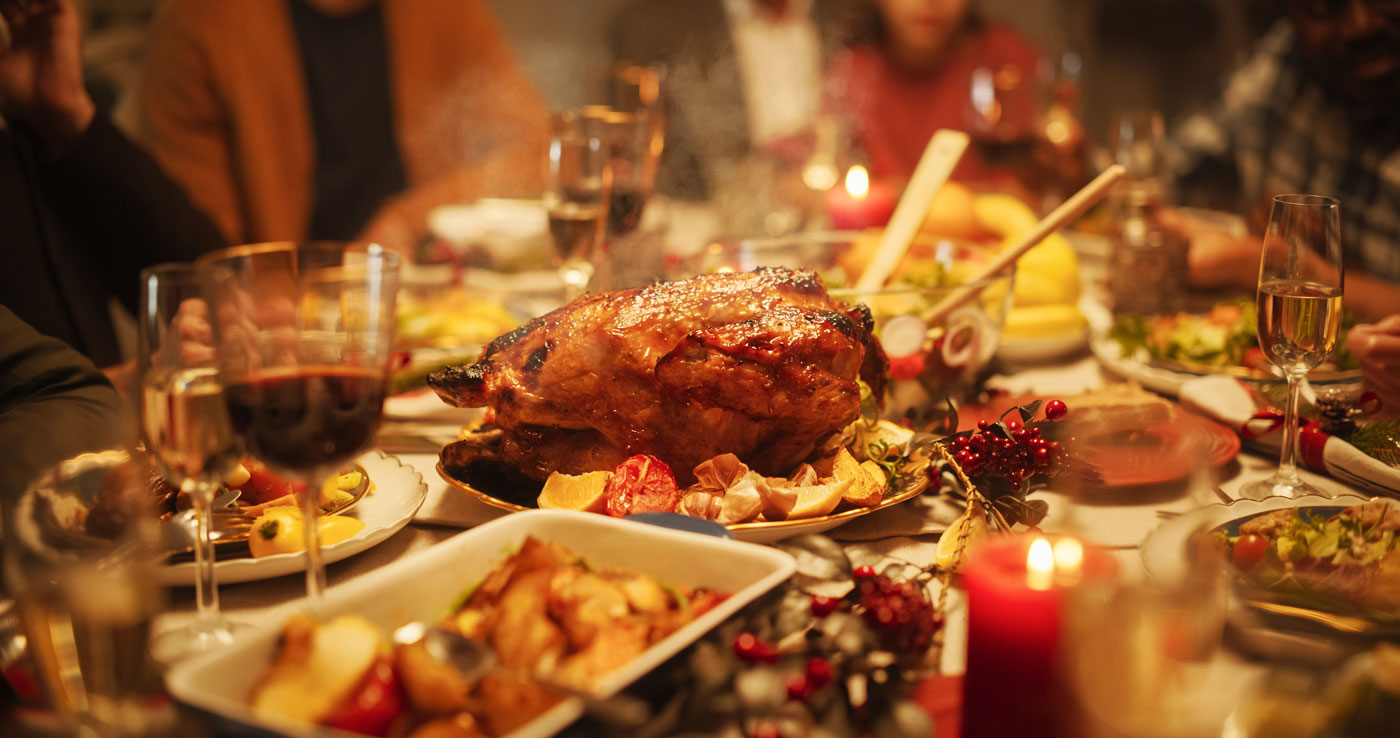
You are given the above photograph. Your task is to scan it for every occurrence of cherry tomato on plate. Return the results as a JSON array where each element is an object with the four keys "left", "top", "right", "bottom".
[{"left": 1231, "top": 534, "right": 1268, "bottom": 571}]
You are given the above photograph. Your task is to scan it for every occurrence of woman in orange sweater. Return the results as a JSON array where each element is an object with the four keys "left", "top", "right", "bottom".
[{"left": 133, "top": 0, "right": 548, "bottom": 253}]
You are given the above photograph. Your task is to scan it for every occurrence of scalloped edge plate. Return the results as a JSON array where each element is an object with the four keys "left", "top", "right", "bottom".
[{"left": 160, "top": 451, "right": 427, "bottom": 586}]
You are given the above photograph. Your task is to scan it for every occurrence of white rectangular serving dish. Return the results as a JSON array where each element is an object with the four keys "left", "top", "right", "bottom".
[{"left": 166, "top": 510, "right": 796, "bottom": 738}]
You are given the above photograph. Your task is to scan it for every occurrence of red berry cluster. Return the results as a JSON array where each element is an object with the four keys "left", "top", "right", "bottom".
[
  {"left": 786, "top": 657, "right": 833, "bottom": 700},
  {"left": 948, "top": 400, "right": 1068, "bottom": 489},
  {"left": 733, "top": 632, "right": 779, "bottom": 664},
  {"left": 852, "top": 567, "right": 941, "bottom": 653}
]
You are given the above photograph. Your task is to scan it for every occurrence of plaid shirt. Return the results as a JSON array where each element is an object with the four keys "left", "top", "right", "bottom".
[{"left": 1170, "top": 21, "right": 1400, "bottom": 283}]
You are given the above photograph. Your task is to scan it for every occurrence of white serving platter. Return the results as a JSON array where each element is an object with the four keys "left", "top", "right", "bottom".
[{"left": 166, "top": 509, "right": 796, "bottom": 738}]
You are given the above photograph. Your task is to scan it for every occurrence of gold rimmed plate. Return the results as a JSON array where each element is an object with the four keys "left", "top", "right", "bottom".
[{"left": 436, "top": 461, "right": 931, "bottom": 544}]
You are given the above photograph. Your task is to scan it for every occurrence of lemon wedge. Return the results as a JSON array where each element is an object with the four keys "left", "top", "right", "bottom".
[
  {"left": 787, "top": 478, "right": 854, "bottom": 519},
  {"left": 538, "top": 471, "right": 612, "bottom": 513},
  {"left": 935, "top": 497, "right": 989, "bottom": 570}
]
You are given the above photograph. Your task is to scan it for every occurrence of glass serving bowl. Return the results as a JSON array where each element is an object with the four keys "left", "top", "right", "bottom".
[{"left": 670, "top": 231, "right": 1015, "bottom": 428}]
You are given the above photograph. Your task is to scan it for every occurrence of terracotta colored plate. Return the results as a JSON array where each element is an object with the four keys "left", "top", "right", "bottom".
[{"left": 960, "top": 395, "right": 1240, "bottom": 488}]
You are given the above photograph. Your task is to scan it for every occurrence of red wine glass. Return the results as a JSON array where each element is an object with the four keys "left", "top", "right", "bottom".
[{"left": 198, "top": 242, "right": 400, "bottom": 602}]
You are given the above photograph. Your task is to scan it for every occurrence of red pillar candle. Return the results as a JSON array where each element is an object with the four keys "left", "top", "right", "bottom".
[
  {"left": 961, "top": 535, "right": 1115, "bottom": 738},
  {"left": 826, "top": 165, "right": 895, "bottom": 231}
]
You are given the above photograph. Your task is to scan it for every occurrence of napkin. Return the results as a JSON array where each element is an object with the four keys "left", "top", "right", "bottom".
[{"left": 1178, "top": 376, "right": 1400, "bottom": 497}]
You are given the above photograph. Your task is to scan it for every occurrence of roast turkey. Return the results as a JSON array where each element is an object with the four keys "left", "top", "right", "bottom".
[{"left": 429, "top": 268, "right": 888, "bottom": 482}]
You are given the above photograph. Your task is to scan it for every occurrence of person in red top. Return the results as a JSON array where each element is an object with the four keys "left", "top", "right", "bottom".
[{"left": 824, "top": 0, "right": 1042, "bottom": 186}]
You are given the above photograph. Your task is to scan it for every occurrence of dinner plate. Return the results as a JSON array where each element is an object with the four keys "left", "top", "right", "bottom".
[
  {"left": 1141, "top": 494, "right": 1400, "bottom": 633},
  {"left": 436, "top": 462, "right": 931, "bottom": 544},
  {"left": 959, "top": 395, "right": 1240, "bottom": 488},
  {"left": 1085, "top": 298, "right": 1362, "bottom": 396},
  {"left": 159, "top": 451, "right": 427, "bottom": 586},
  {"left": 166, "top": 510, "right": 796, "bottom": 738}
]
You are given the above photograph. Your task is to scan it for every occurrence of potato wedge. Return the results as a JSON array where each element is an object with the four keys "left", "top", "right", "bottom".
[{"left": 826, "top": 448, "right": 885, "bottom": 507}]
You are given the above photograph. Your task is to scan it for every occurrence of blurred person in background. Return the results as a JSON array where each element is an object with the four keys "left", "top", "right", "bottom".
[
  {"left": 133, "top": 0, "right": 549, "bottom": 254},
  {"left": 609, "top": 0, "right": 848, "bottom": 203},
  {"left": 0, "top": 0, "right": 224, "bottom": 374},
  {"left": 823, "top": 0, "right": 1043, "bottom": 187},
  {"left": 1166, "top": 0, "right": 1400, "bottom": 322}
]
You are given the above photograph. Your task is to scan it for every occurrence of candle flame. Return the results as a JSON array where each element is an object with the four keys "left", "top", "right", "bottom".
[
  {"left": 1026, "top": 537, "right": 1054, "bottom": 591},
  {"left": 1053, "top": 538, "right": 1084, "bottom": 585},
  {"left": 844, "top": 165, "right": 870, "bottom": 199}
]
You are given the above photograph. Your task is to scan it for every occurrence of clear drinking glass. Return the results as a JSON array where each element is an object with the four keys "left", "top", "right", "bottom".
[
  {"left": 137, "top": 263, "right": 244, "bottom": 658},
  {"left": 1, "top": 450, "right": 173, "bottom": 737},
  {"left": 198, "top": 242, "right": 400, "bottom": 602},
  {"left": 1239, "top": 195, "right": 1344, "bottom": 500},
  {"left": 545, "top": 120, "right": 611, "bottom": 301},
  {"left": 1108, "top": 109, "right": 1166, "bottom": 191}
]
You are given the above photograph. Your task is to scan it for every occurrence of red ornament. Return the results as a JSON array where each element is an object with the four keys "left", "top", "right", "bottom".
[
  {"left": 888, "top": 353, "right": 927, "bottom": 381},
  {"left": 786, "top": 671, "right": 811, "bottom": 701},
  {"left": 809, "top": 595, "right": 840, "bottom": 617},
  {"left": 852, "top": 565, "right": 877, "bottom": 580},
  {"left": 1044, "top": 399, "right": 1068, "bottom": 421}
]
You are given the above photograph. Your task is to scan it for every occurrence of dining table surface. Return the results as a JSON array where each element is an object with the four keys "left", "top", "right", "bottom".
[{"left": 137, "top": 232, "right": 1389, "bottom": 738}]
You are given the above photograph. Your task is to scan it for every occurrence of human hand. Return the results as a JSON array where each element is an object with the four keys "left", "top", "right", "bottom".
[
  {"left": 1346, "top": 314, "right": 1400, "bottom": 417},
  {"left": 1156, "top": 208, "right": 1261, "bottom": 291},
  {"left": 0, "top": 0, "right": 93, "bottom": 151}
]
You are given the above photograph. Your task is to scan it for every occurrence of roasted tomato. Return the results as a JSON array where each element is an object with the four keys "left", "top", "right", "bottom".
[
  {"left": 325, "top": 657, "right": 404, "bottom": 737},
  {"left": 235, "top": 459, "right": 296, "bottom": 504},
  {"left": 1231, "top": 534, "right": 1268, "bottom": 571},
  {"left": 604, "top": 455, "right": 680, "bottom": 517}
]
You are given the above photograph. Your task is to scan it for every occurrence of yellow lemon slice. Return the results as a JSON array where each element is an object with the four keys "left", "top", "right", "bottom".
[
  {"left": 787, "top": 478, "right": 854, "bottom": 520},
  {"left": 538, "top": 471, "right": 612, "bottom": 513},
  {"left": 935, "top": 498, "right": 989, "bottom": 570}
]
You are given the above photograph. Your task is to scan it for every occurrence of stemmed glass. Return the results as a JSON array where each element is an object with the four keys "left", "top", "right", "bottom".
[
  {"left": 545, "top": 118, "right": 611, "bottom": 301},
  {"left": 579, "top": 104, "right": 660, "bottom": 239},
  {"left": 137, "top": 262, "right": 243, "bottom": 657},
  {"left": 199, "top": 242, "right": 400, "bottom": 602},
  {"left": 1240, "top": 195, "right": 1344, "bottom": 500}
]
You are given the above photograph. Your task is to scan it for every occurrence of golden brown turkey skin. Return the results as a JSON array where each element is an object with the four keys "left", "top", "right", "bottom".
[{"left": 429, "top": 268, "right": 887, "bottom": 482}]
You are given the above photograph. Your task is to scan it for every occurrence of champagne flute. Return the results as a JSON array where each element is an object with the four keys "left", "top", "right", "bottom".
[
  {"left": 137, "top": 263, "right": 243, "bottom": 658},
  {"left": 1240, "top": 195, "right": 1343, "bottom": 500},
  {"left": 545, "top": 119, "right": 611, "bottom": 301},
  {"left": 199, "top": 242, "right": 400, "bottom": 602}
]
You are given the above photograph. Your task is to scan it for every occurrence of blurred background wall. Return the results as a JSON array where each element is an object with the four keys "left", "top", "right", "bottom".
[{"left": 85, "top": 0, "right": 1280, "bottom": 149}]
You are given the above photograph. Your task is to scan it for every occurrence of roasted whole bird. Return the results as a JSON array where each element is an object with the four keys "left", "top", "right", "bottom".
[{"left": 429, "top": 268, "right": 888, "bottom": 483}]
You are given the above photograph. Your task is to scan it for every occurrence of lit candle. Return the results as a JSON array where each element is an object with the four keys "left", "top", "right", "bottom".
[
  {"left": 826, "top": 165, "right": 895, "bottom": 231},
  {"left": 961, "top": 534, "right": 1112, "bottom": 738}
]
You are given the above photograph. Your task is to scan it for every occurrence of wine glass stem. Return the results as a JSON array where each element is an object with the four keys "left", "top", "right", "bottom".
[
  {"left": 186, "top": 482, "right": 223, "bottom": 630},
  {"left": 1275, "top": 371, "right": 1306, "bottom": 491},
  {"left": 301, "top": 481, "right": 326, "bottom": 602}
]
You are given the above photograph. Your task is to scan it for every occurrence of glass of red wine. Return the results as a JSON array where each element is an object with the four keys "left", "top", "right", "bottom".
[
  {"left": 578, "top": 104, "right": 661, "bottom": 239},
  {"left": 546, "top": 116, "right": 611, "bottom": 301},
  {"left": 198, "top": 242, "right": 400, "bottom": 602},
  {"left": 1240, "top": 195, "right": 1344, "bottom": 500}
]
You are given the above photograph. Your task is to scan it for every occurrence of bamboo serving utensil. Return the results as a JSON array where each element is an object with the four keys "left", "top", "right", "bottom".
[
  {"left": 921, "top": 164, "right": 1126, "bottom": 325},
  {"left": 855, "top": 129, "right": 969, "bottom": 291}
]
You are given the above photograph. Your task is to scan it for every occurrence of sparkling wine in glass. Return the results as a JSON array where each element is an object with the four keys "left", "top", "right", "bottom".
[
  {"left": 138, "top": 263, "right": 244, "bottom": 659},
  {"left": 1240, "top": 195, "right": 1343, "bottom": 500},
  {"left": 200, "top": 242, "right": 399, "bottom": 602},
  {"left": 546, "top": 123, "right": 610, "bottom": 301}
]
